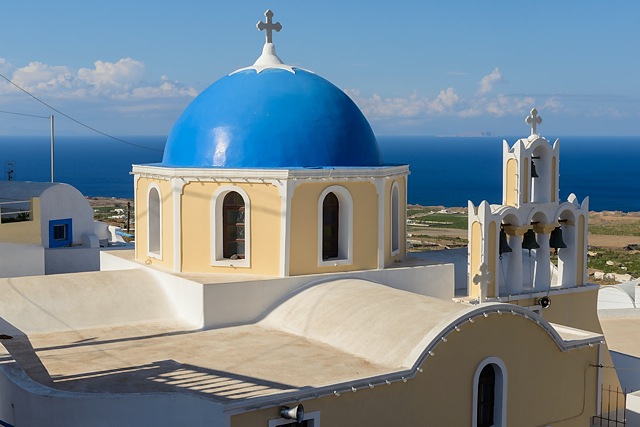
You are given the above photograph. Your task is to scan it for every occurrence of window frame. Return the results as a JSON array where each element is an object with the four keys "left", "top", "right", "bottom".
[
  {"left": 472, "top": 357, "right": 507, "bottom": 427},
  {"left": 48, "top": 218, "right": 73, "bottom": 248},
  {"left": 211, "top": 186, "right": 251, "bottom": 268},
  {"left": 391, "top": 181, "right": 400, "bottom": 255},
  {"left": 317, "top": 186, "right": 353, "bottom": 267},
  {"left": 268, "top": 410, "right": 320, "bottom": 427},
  {"left": 147, "top": 184, "right": 162, "bottom": 259}
]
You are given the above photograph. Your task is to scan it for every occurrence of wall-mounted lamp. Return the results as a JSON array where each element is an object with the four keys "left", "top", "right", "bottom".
[
  {"left": 280, "top": 404, "right": 304, "bottom": 423},
  {"left": 537, "top": 296, "right": 551, "bottom": 309}
]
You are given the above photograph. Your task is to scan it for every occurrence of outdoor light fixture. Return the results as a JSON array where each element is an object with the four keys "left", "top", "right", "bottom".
[
  {"left": 537, "top": 296, "right": 551, "bottom": 309},
  {"left": 280, "top": 404, "right": 304, "bottom": 423}
]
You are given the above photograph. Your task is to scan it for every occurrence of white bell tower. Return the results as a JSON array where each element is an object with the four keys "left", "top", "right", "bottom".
[{"left": 468, "top": 109, "right": 589, "bottom": 302}]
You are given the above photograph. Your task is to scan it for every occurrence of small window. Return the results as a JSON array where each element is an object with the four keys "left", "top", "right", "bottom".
[
  {"left": 473, "top": 357, "right": 507, "bottom": 427},
  {"left": 148, "top": 185, "right": 162, "bottom": 257},
  {"left": 49, "top": 218, "right": 73, "bottom": 248},
  {"left": 322, "top": 192, "right": 339, "bottom": 260},
  {"left": 477, "top": 364, "right": 495, "bottom": 427},
  {"left": 317, "top": 186, "right": 353, "bottom": 266},
  {"left": 223, "top": 191, "right": 245, "bottom": 259},
  {"left": 391, "top": 183, "right": 400, "bottom": 254},
  {"left": 211, "top": 186, "right": 251, "bottom": 268}
]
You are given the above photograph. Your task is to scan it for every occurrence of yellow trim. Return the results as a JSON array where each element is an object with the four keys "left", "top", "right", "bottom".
[
  {"left": 551, "top": 156, "right": 557, "bottom": 203},
  {"left": 469, "top": 221, "right": 482, "bottom": 299},
  {"left": 577, "top": 215, "right": 585, "bottom": 286},
  {"left": 488, "top": 221, "right": 497, "bottom": 297},
  {"left": 505, "top": 158, "right": 517, "bottom": 206},
  {"left": 523, "top": 157, "right": 529, "bottom": 204}
]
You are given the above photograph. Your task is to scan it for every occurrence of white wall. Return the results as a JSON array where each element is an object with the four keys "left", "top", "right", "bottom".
[
  {"left": 39, "top": 184, "right": 95, "bottom": 248},
  {"left": 598, "top": 286, "right": 636, "bottom": 310},
  {"left": 202, "top": 263, "right": 454, "bottom": 329},
  {"left": 627, "top": 391, "right": 640, "bottom": 427},
  {"left": 0, "top": 362, "right": 227, "bottom": 427},
  {"left": 45, "top": 246, "right": 100, "bottom": 275},
  {"left": 0, "top": 243, "right": 44, "bottom": 278}
]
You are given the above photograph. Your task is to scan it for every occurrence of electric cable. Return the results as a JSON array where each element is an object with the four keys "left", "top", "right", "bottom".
[{"left": 0, "top": 72, "right": 163, "bottom": 152}]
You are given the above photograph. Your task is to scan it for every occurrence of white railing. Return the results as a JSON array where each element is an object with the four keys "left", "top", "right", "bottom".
[{"left": 0, "top": 200, "right": 32, "bottom": 223}]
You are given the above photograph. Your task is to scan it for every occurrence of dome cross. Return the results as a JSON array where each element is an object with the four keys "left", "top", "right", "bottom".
[
  {"left": 525, "top": 108, "right": 542, "bottom": 135},
  {"left": 257, "top": 10, "right": 282, "bottom": 44}
]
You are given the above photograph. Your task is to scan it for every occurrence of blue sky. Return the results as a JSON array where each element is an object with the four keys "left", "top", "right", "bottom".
[{"left": 0, "top": 1, "right": 638, "bottom": 137}]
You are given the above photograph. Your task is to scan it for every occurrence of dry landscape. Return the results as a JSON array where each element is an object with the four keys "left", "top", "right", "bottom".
[{"left": 89, "top": 198, "right": 639, "bottom": 283}]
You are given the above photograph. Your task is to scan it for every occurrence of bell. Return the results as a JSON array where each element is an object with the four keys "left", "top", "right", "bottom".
[
  {"left": 499, "top": 228, "right": 512, "bottom": 255},
  {"left": 531, "top": 160, "right": 539, "bottom": 178},
  {"left": 549, "top": 226, "right": 567, "bottom": 250},
  {"left": 522, "top": 229, "right": 540, "bottom": 251}
]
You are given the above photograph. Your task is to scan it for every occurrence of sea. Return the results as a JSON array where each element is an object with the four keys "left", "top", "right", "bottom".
[{"left": 0, "top": 135, "right": 638, "bottom": 212}]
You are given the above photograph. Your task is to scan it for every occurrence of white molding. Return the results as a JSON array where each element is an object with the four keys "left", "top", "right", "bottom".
[
  {"left": 280, "top": 180, "right": 296, "bottom": 277},
  {"left": 317, "top": 185, "right": 353, "bottom": 267},
  {"left": 268, "top": 410, "right": 321, "bottom": 427},
  {"left": 372, "top": 178, "right": 385, "bottom": 269},
  {"left": 171, "top": 178, "right": 184, "bottom": 272},
  {"left": 132, "top": 164, "right": 409, "bottom": 181},
  {"left": 210, "top": 186, "right": 251, "bottom": 268},
  {"left": 146, "top": 182, "right": 162, "bottom": 260},
  {"left": 472, "top": 356, "right": 508, "bottom": 427}
]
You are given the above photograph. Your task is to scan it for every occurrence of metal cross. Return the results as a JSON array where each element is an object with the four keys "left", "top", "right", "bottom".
[
  {"left": 257, "top": 10, "right": 282, "bottom": 44},
  {"left": 525, "top": 108, "right": 542, "bottom": 135}
]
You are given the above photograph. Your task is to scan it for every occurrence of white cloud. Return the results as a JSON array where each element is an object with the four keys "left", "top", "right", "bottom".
[
  {"left": 11, "top": 62, "right": 74, "bottom": 93},
  {"left": 477, "top": 67, "right": 502, "bottom": 95},
  {"left": 77, "top": 58, "right": 144, "bottom": 89},
  {"left": 0, "top": 57, "right": 196, "bottom": 101},
  {"left": 429, "top": 88, "right": 460, "bottom": 113}
]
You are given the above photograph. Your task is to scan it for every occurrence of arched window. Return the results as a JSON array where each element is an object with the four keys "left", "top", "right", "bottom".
[
  {"left": 211, "top": 186, "right": 250, "bottom": 268},
  {"left": 317, "top": 186, "right": 353, "bottom": 266},
  {"left": 477, "top": 364, "right": 496, "bottom": 427},
  {"left": 391, "top": 183, "right": 400, "bottom": 254},
  {"left": 473, "top": 357, "right": 507, "bottom": 427},
  {"left": 322, "top": 192, "right": 339, "bottom": 260},
  {"left": 148, "top": 185, "right": 161, "bottom": 258},
  {"left": 223, "top": 191, "right": 245, "bottom": 259}
]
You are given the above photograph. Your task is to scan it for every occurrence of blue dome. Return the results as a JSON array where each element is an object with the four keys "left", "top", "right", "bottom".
[{"left": 161, "top": 68, "right": 382, "bottom": 168}]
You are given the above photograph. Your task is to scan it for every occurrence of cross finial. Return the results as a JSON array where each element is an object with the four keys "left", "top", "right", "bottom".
[
  {"left": 257, "top": 10, "right": 282, "bottom": 44},
  {"left": 525, "top": 108, "right": 542, "bottom": 135}
]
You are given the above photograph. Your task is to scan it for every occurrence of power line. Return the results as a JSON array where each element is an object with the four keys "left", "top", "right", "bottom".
[
  {"left": 0, "top": 72, "right": 163, "bottom": 152},
  {"left": 0, "top": 110, "right": 49, "bottom": 119}
]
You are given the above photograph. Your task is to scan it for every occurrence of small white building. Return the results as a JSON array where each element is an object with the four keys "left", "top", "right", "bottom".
[{"left": 0, "top": 181, "right": 99, "bottom": 277}]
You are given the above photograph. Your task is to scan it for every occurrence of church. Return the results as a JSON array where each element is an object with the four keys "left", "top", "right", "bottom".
[{"left": 0, "top": 10, "right": 623, "bottom": 427}]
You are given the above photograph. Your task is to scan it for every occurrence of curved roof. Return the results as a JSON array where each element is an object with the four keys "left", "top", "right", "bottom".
[
  {"left": 260, "top": 279, "right": 602, "bottom": 369},
  {"left": 162, "top": 68, "right": 382, "bottom": 168}
]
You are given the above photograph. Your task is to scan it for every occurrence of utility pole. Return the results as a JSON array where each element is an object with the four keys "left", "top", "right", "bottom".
[{"left": 50, "top": 114, "right": 55, "bottom": 183}]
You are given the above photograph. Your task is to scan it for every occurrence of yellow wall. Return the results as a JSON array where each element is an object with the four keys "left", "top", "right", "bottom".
[
  {"left": 0, "top": 198, "right": 41, "bottom": 245},
  {"left": 289, "top": 181, "right": 378, "bottom": 276},
  {"left": 506, "top": 287, "right": 621, "bottom": 393},
  {"left": 135, "top": 178, "right": 174, "bottom": 270},
  {"left": 505, "top": 158, "right": 517, "bottom": 206},
  {"left": 180, "top": 182, "right": 281, "bottom": 275},
  {"left": 231, "top": 314, "right": 599, "bottom": 427}
]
